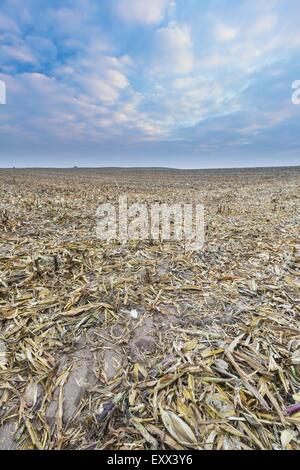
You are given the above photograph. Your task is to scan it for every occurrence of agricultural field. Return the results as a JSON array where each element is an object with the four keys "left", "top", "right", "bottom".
[{"left": 0, "top": 166, "right": 299, "bottom": 450}]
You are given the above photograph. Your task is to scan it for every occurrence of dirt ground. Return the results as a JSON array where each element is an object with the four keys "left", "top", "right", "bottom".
[{"left": 0, "top": 166, "right": 299, "bottom": 450}]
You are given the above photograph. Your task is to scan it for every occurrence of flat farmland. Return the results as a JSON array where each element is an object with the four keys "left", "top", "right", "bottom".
[{"left": 0, "top": 166, "right": 299, "bottom": 450}]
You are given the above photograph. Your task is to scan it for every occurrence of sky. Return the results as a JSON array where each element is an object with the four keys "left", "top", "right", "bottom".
[{"left": 0, "top": 0, "right": 300, "bottom": 168}]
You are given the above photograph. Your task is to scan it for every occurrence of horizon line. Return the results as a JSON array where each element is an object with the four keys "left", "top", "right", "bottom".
[{"left": 0, "top": 164, "right": 300, "bottom": 171}]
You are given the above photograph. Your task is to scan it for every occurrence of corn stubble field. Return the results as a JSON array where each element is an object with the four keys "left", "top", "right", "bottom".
[{"left": 0, "top": 166, "right": 299, "bottom": 450}]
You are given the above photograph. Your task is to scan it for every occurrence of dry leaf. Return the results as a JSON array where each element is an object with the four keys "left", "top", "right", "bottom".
[
  {"left": 23, "top": 381, "right": 38, "bottom": 408},
  {"left": 160, "top": 409, "right": 198, "bottom": 448},
  {"left": 281, "top": 430, "right": 294, "bottom": 449}
]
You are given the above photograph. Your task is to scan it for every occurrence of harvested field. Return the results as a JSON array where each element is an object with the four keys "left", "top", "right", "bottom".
[{"left": 0, "top": 166, "right": 300, "bottom": 450}]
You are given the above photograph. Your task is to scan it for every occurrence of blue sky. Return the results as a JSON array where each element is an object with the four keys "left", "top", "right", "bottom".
[{"left": 0, "top": 0, "right": 300, "bottom": 168}]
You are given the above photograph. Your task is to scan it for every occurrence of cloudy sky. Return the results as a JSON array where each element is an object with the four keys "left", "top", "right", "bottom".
[{"left": 0, "top": 0, "right": 300, "bottom": 168}]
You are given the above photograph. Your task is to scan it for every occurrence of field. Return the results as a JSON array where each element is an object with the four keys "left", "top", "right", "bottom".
[{"left": 0, "top": 166, "right": 300, "bottom": 450}]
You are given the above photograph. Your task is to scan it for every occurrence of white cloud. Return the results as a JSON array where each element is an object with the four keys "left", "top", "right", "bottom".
[
  {"left": 0, "top": 13, "right": 20, "bottom": 33},
  {"left": 199, "top": 53, "right": 231, "bottom": 69},
  {"left": 251, "top": 14, "right": 277, "bottom": 35},
  {"left": 172, "top": 77, "right": 197, "bottom": 89},
  {"left": 1, "top": 44, "right": 36, "bottom": 65},
  {"left": 2, "top": 0, "right": 300, "bottom": 156},
  {"left": 115, "top": 0, "right": 170, "bottom": 24},
  {"left": 0, "top": 72, "right": 120, "bottom": 141},
  {"left": 0, "top": 68, "right": 163, "bottom": 143},
  {"left": 146, "top": 79, "right": 229, "bottom": 131},
  {"left": 80, "top": 69, "right": 129, "bottom": 105},
  {"left": 67, "top": 54, "right": 131, "bottom": 105},
  {"left": 80, "top": 76, "right": 122, "bottom": 104},
  {"left": 214, "top": 23, "right": 238, "bottom": 42},
  {"left": 152, "top": 23, "right": 194, "bottom": 74}
]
